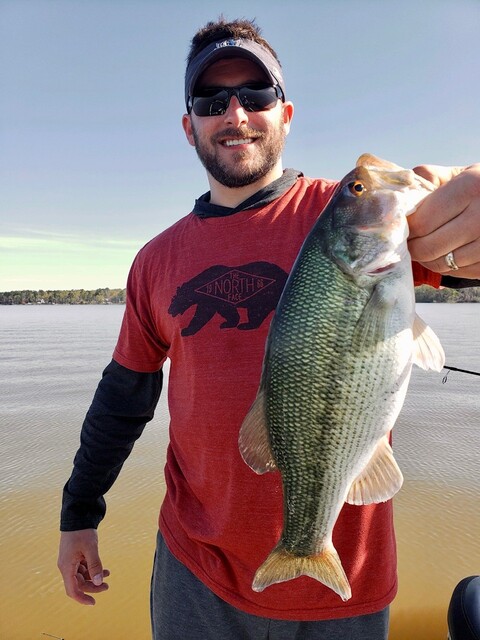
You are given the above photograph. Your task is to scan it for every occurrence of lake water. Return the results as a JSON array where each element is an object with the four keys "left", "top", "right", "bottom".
[{"left": 0, "top": 303, "right": 479, "bottom": 639}]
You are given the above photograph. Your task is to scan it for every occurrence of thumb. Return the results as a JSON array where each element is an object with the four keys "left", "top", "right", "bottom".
[{"left": 85, "top": 546, "right": 104, "bottom": 586}]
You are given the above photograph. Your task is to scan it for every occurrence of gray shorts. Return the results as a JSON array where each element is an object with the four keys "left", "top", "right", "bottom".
[{"left": 150, "top": 532, "right": 390, "bottom": 640}]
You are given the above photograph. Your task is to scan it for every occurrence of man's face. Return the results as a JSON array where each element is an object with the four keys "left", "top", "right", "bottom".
[{"left": 183, "top": 58, "right": 293, "bottom": 189}]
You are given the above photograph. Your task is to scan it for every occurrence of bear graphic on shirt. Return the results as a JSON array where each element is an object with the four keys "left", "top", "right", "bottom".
[{"left": 168, "top": 261, "right": 288, "bottom": 337}]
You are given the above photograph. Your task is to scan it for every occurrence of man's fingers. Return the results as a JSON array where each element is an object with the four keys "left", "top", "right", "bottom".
[
  {"left": 57, "top": 529, "right": 110, "bottom": 606},
  {"left": 408, "top": 164, "right": 480, "bottom": 278},
  {"left": 77, "top": 570, "right": 111, "bottom": 591},
  {"left": 62, "top": 563, "right": 110, "bottom": 605},
  {"left": 413, "top": 164, "right": 464, "bottom": 188},
  {"left": 61, "top": 560, "right": 97, "bottom": 605},
  {"left": 77, "top": 572, "right": 110, "bottom": 594}
]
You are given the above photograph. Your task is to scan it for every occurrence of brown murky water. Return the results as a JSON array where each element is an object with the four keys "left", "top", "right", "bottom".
[{"left": 1, "top": 304, "right": 478, "bottom": 639}]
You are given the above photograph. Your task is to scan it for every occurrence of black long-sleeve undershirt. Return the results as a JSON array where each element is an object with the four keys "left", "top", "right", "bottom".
[{"left": 60, "top": 359, "right": 163, "bottom": 531}]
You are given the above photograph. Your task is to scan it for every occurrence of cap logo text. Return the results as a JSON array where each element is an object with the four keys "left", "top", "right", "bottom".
[{"left": 215, "top": 39, "right": 239, "bottom": 49}]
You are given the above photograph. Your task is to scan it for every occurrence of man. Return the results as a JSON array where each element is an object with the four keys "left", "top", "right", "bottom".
[{"left": 58, "top": 18, "right": 480, "bottom": 640}]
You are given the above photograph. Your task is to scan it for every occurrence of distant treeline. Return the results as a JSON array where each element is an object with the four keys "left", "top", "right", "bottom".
[
  {"left": 0, "top": 285, "right": 479, "bottom": 306},
  {"left": 0, "top": 288, "right": 126, "bottom": 305},
  {"left": 415, "top": 284, "right": 480, "bottom": 303}
]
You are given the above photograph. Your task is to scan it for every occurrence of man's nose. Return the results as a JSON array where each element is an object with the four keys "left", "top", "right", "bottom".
[{"left": 223, "top": 95, "right": 249, "bottom": 127}]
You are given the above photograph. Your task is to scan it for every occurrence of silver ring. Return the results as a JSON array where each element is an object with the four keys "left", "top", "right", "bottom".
[{"left": 444, "top": 251, "right": 459, "bottom": 271}]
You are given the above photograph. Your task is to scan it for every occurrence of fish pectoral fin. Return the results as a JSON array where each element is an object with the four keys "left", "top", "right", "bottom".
[
  {"left": 346, "top": 435, "right": 403, "bottom": 505},
  {"left": 238, "top": 389, "right": 277, "bottom": 474},
  {"left": 252, "top": 542, "right": 351, "bottom": 602},
  {"left": 412, "top": 313, "right": 445, "bottom": 372},
  {"left": 353, "top": 284, "right": 396, "bottom": 349}
]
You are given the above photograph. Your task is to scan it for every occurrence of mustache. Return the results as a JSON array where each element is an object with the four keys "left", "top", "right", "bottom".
[{"left": 212, "top": 127, "right": 265, "bottom": 143}]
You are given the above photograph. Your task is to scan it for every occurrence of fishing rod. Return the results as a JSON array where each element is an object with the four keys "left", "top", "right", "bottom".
[{"left": 442, "top": 365, "right": 480, "bottom": 383}]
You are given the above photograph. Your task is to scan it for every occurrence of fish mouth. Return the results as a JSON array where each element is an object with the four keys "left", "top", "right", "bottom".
[{"left": 366, "top": 262, "right": 396, "bottom": 276}]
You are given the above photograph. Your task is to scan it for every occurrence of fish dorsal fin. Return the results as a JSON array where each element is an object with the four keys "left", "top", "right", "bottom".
[
  {"left": 238, "top": 389, "right": 277, "bottom": 474},
  {"left": 346, "top": 435, "right": 403, "bottom": 505},
  {"left": 412, "top": 313, "right": 445, "bottom": 372}
]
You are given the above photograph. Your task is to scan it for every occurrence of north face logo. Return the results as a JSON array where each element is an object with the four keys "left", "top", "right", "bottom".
[
  {"left": 195, "top": 269, "right": 275, "bottom": 305},
  {"left": 168, "top": 262, "right": 288, "bottom": 337}
]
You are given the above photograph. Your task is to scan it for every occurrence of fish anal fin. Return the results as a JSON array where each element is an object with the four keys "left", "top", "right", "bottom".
[
  {"left": 252, "top": 542, "right": 351, "bottom": 602},
  {"left": 412, "top": 313, "right": 445, "bottom": 372},
  {"left": 346, "top": 435, "right": 403, "bottom": 505},
  {"left": 238, "top": 389, "right": 277, "bottom": 474}
]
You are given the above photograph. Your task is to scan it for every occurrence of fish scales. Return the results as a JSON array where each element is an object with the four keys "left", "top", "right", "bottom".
[
  {"left": 239, "top": 154, "right": 445, "bottom": 600},
  {"left": 266, "top": 238, "right": 399, "bottom": 551}
]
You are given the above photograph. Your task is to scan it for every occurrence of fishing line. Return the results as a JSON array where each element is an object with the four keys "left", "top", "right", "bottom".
[{"left": 442, "top": 365, "right": 480, "bottom": 384}]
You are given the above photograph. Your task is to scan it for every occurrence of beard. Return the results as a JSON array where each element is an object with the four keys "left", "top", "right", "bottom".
[{"left": 191, "top": 119, "right": 287, "bottom": 189}]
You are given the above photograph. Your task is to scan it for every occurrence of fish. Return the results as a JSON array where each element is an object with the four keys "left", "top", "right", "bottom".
[{"left": 238, "top": 153, "right": 445, "bottom": 601}]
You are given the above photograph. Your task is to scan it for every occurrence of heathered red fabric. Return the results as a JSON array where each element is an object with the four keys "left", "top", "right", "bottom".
[{"left": 113, "top": 176, "right": 440, "bottom": 620}]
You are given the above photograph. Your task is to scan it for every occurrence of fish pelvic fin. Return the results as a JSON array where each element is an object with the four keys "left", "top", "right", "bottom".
[
  {"left": 412, "top": 313, "right": 445, "bottom": 372},
  {"left": 347, "top": 435, "right": 403, "bottom": 505},
  {"left": 238, "top": 389, "right": 277, "bottom": 474},
  {"left": 252, "top": 543, "right": 352, "bottom": 602}
]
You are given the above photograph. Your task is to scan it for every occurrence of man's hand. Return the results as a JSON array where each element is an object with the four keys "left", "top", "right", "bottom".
[
  {"left": 408, "top": 163, "right": 480, "bottom": 279},
  {"left": 57, "top": 529, "right": 110, "bottom": 605}
]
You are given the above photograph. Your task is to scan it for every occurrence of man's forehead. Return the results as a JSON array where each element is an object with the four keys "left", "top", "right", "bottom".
[{"left": 197, "top": 57, "right": 269, "bottom": 87}]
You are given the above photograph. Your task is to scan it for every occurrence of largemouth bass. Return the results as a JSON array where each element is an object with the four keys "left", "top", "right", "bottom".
[{"left": 238, "top": 154, "right": 445, "bottom": 601}]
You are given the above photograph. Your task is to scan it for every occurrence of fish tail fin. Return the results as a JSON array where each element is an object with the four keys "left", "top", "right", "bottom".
[{"left": 252, "top": 543, "right": 352, "bottom": 601}]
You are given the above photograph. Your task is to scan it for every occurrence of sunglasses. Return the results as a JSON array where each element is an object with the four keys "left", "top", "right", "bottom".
[{"left": 188, "top": 83, "right": 284, "bottom": 117}]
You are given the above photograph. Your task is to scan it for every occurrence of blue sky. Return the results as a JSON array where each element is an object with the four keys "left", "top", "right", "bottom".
[{"left": 1, "top": 0, "right": 479, "bottom": 290}]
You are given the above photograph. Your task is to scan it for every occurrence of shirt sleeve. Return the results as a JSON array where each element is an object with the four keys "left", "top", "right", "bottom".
[
  {"left": 113, "top": 250, "right": 170, "bottom": 373},
  {"left": 60, "top": 359, "right": 163, "bottom": 531},
  {"left": 413, "top": 262, "right": 480, "bottom": 289},
  {"left": 440, "top": 275, "right": 480, "bottom": 289},
  {"left": 412, "top": 262, "right": 442, "bottom": 288}
]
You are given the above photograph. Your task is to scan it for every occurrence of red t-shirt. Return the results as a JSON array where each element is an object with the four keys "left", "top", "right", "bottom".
[{"left": 113, "top": 176, "right": 441, "bottom": 620}]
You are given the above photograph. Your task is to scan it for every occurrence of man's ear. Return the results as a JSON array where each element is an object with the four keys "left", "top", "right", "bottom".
[
  {"left": 282, "top": 101, "right": 294, "bottom": 136},
  {"left": 182, "top": 114, "right": 196, "bottom": 147}
]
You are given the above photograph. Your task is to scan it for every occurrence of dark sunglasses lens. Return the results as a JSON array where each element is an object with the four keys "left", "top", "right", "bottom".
[
  {"left": 192, "top": 90, "right": 229, "bottom": 117},
  {"left": 191, "top": 86, "right": 280, "bottom": 117},
  {"left": 238, "top": 86, "right": 278, "bottom": 112}
]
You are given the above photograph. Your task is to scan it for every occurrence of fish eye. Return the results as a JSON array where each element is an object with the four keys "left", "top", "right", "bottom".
[{"left": 348, "top": 181, "right": 366, "bottom": 196}]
